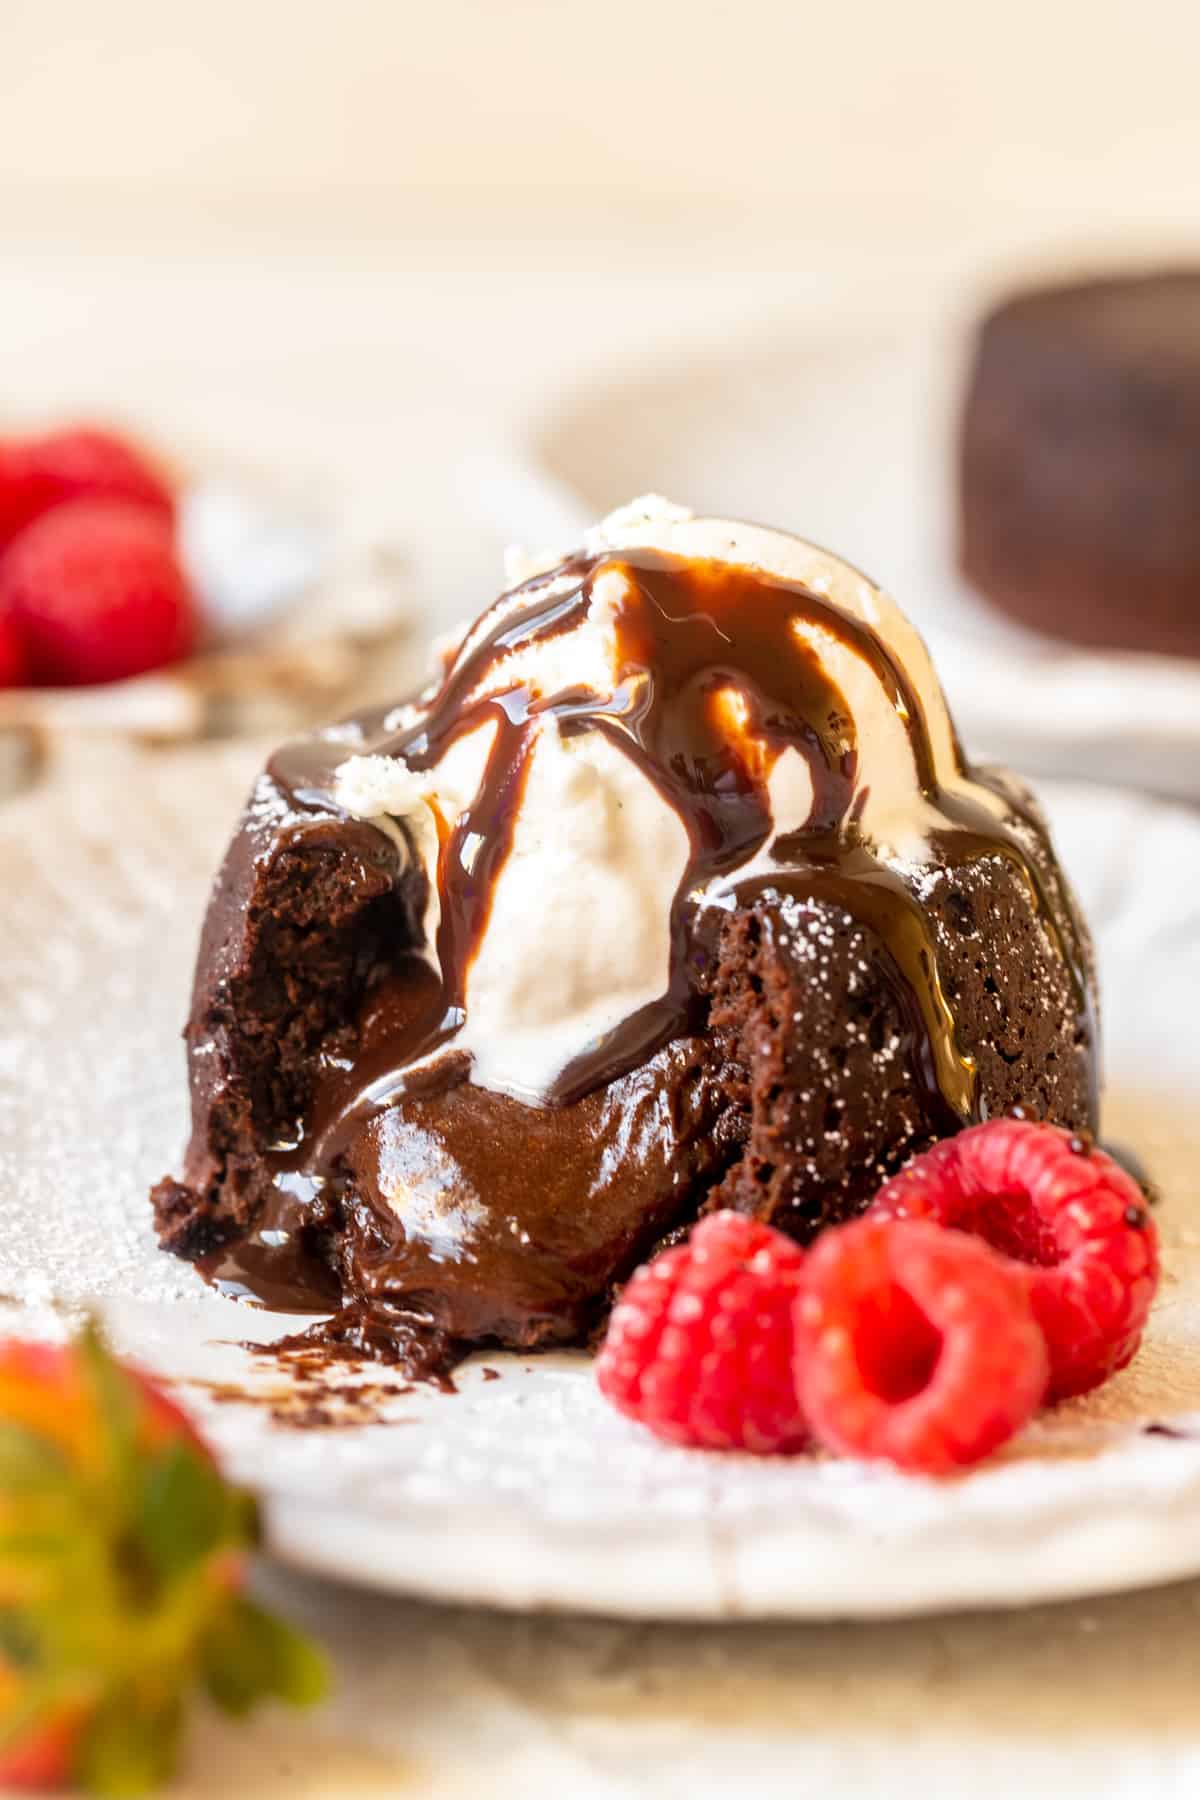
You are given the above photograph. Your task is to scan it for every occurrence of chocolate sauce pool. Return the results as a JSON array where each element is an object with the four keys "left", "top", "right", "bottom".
[{"left": 199, "top": 547, "right": 1095, "bottom": 1326}]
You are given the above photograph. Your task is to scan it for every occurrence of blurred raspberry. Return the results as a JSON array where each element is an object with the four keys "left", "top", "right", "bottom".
[
  {"left": 0, "top": 608, "right": 29, "bottom": 687},
  {"left": 0, "top": 498, "right": 197, "bottom": 687},
  {"left": 0, "top": 426, "right": 174, "bottom": 551}
]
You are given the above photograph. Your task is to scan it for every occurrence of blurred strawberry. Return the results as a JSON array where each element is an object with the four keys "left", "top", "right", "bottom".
[
  {"left": 0, "top": 427, "right": 174, "bottom": 552},
  {"left": 0, "top": 1325, "right": 326, "bottom": 1793},
  {"left": 0, "top": 1691, "right": 85, "bottom": 1791},
  {"left": 0, "top": 499, "right": 197, "bottom": 687}
]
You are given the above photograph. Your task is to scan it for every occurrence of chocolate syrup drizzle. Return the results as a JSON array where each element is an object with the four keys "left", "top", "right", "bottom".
[{"left": 268, "top": 547, "right": 1095, "bottom": 1169}]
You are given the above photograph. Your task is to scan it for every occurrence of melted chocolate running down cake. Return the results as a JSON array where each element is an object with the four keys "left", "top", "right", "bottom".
[{"left": 153, "top": 501, "right": 1098, "bottom": 1375}]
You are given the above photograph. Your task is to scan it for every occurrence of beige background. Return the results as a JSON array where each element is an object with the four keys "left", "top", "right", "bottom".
[
  {"left": 1, "top": 0, "right": 1198, "bottom": 268},
  {"left": 2, "top": 0, "right": 1196, "bottom": 631}
]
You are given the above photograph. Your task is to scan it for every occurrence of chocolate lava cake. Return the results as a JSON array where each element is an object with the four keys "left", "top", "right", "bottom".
[
  {"left": 153, "top": 503, "right": 1097, "bottom": 1372},
  {"left": 960, "top": 268, "right": 1200, "bottom": 659}
]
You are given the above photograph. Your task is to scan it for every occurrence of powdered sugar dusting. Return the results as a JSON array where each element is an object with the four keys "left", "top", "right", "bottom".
[{"left": 0, "top": 736, "right": 264, "bottom": 1310}]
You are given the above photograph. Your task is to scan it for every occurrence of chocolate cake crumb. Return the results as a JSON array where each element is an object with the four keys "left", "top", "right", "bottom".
[{"left": 266, "top": 1302, "right": 465, "bottom": 1392}]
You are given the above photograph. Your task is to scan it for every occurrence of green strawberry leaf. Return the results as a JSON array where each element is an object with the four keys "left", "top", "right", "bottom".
[
  {"left": 0, "top": 1421, "right": 70, "bottom": 1493},
  {"left": 76, "top": 1324, "right": 141, "bottom": 1496},
  {"left": 135, "top": 1442, "right": 230, "bottom": 1585},
  {"left": 0, "top": 1523, "right": 80, "bottom": 1579},
  {"left": 0, "top": 1605, "right": 42, "bottom": 1669},
  {"left": 75, "top": 1689, "right": 183, "bottom": 1798},
  {"left": 203, "top": 1595, "right": 328, "bottom": 1716},
  {"left": 233, "top": 1488, "right": 263, "bottom": 1550}
]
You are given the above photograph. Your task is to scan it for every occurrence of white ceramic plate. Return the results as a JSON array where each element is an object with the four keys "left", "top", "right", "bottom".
[
  {"left": 526, "top": 323, "right": 1200, "bottom": 803},
  {"left": 1, "top": 741, "right": 1199, "bottom": 1620}
]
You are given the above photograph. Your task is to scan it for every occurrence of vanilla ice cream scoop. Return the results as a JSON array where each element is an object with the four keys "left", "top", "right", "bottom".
[{"left": 324, "top": 497, "right": 1015, "bottom": 1113}]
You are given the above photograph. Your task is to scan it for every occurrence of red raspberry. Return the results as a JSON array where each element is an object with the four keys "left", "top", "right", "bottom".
[
  {"left": 795, "top": 1217, "right": 1048, "bottom": 1474},
  {"left": 0, "top": 607, "right": 28, "bottom": 687},
  {"left": 871, "top": 1119, "right": 1159, "bottom": 1400},
  {"left": 596, "top": 1211, "right": 809, "bottom": 1454},
  {"left": 0, "top": 498, "right": 198, "bottom": 687},
  {"left": 0, "top": 424, "right": 174, "bottom": 550}
]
